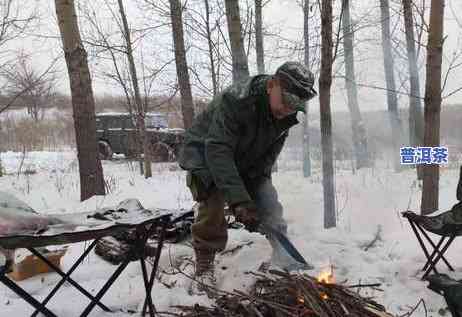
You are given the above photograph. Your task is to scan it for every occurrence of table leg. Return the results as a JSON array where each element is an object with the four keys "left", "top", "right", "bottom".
[
  {"left": 142, "top": 220, "right": 167, "bottom": 316},
  {"left": 30, "top": 240, "right": 111, "bottom": 317},
  {"left": 0, "top": 272, "right": 58, "bottom": 317}
]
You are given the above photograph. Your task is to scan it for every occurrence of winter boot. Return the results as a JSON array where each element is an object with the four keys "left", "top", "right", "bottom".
[{"left": 188, "top": 248, "right": 217, "bottom": 298}]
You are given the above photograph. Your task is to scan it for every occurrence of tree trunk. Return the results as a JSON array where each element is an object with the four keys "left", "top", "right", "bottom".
[
  {"left": 225, "top": 0, "right": 250, "bottom": 83},
  {"left": 421, "top": 0, "right": 445, "bottom": 214},
  {"left": 403, "top": 0, "right": 424, "bottom": 180},
  {"left": 254, "top": 0, "right": 276, "bottom": 172},
  {"left": 55, "top": 0, "right": 105, "bottom": 201},
  {"left": 117, "top": 0, "right": 152, "bottom": 178},
  {"left": 255, "top": 0, "right": 265, "bottom": 74},
  {"left": 342, "top": 0, "right": 370, "bottom": 169},
  {"left": 302, "top": 0, "right": 311, "bottom": 178},
  {"left": 29, "top": 100, "right": 40, "bottom": 123},
  {"left": 170, "top": 0, "right": 195, "bottom": 129},
  {"left": 320, "top": 0, "right": 336, "bottom": 229},
  {"left": 204, "top": 0, "right": 218, "bottom": 96},
  {"left": 379, "top": 0, "right": 402, "bottom": 172},
  {"left": 457, "top": 165, "right": 462, "bottom": 201}
]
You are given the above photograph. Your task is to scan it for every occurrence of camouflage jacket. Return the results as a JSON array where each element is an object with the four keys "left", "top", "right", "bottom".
[{"left": 178, "top": 75, "right": 299, "bottom": 206}]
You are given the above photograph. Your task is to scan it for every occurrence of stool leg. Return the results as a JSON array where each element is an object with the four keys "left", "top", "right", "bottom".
[
  {"left": 418, "top": 227, "right": 454, "bottom": 271},
  {"left": 408, "top": 221, "right": 435, "bottom": 273},
  {"left": 423, "top": 235, "right": 456, "bottom": 279},
  {"left": 422, "top": 237, "right": 445, "bottom": 271}
]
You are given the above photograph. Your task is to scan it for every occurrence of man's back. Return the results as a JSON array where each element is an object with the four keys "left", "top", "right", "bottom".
[{"left": 178, "top": 75, "right": 298, "bottom": 205}]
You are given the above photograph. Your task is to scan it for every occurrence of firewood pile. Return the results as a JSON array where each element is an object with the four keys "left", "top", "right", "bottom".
[{"left": 167, "top": 270, "right": 393, "bottom": 317}]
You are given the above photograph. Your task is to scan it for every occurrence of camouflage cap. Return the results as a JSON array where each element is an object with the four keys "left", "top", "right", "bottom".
[{"left": 275, "top": 61, "right": 317, "bottom": 113}]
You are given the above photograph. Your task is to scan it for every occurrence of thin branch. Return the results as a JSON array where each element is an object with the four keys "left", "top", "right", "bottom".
[{"left": 0, "top": 56, "right": 59, "bottom": 114}]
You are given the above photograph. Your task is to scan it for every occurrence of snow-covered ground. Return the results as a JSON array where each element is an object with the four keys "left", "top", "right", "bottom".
[{"left": 0, "top": 151, "right": 461, "bottom": 316}]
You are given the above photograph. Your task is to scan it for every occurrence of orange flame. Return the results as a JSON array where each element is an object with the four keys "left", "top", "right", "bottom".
[{"left": 316, "top": 267, "right": 335, "bottom": 284}]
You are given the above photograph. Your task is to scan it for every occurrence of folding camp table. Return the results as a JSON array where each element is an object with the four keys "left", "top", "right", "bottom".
[
  {"left": 0, "top": 205, "right": 172, "bottom": 317},
  {"left": 402, "top": 205, "right": 462, "bottom": 280}
]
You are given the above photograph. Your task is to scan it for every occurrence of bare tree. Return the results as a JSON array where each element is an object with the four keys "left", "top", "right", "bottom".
[
  {"left": 0, "top": 0, "right": 40, "bottom": 115},
  {"left": 421, "top": 0, "right": 445, "bottom": 214},
  {"left": 302, "top": 0, "right": 311, "bottom": 177},
  {"left": 180, "top": 0, "right": 229, "bottom": 95},
  {"left": 0, "top": 58, "right": 58, "bottom": 115},
  {"left": 203, "top": 0, "right": 219, "bottom": 95},
  {"left": 0, "top": 0, "right": 37, "bottom": 62},
  {"left": 0, "top": 59, "right": 58, "bottom": 178},
  {"left": 183, "top": 0, "right": 276, "bottom": 96},
  {"left": 82, "top": 0, "right": 179, "bottom": 177},
  {"left": 255, "top": 0, "right": 264, "bottom": 74},
  {"left": 1, "top": 54, "right": 56, "bottom": 122},
  {"left": 225, "top": 0, "right": 249, "bottom": 83},
  {"left": 169, "top": 0, "right": 195, "bottom": 129},
  {"left": 55, "top": 0, "right": 105, "bottom": 201},
  {"left": 403, "top": 0, "right": 424, "bottom": 180},
  {"left": 142, "top": 0, "right": 228, "bottom": 100},
  {"left": 117, "top": 0, "right": 153, "bottom": 178},
  {"left": 80, "top": 0, "right": 145, "bottom": 173},
  {"left": 176, "top": 0, "right": 222, "bottom": 96},
  {"left": 380, "top": 0, "right": 402, "bottom": 172},
  {"left": 320, "top": 0, "right": 336, "bottom": 228},
  {"left": 341, "top": 0, "right": 370, "bottom": 169}
]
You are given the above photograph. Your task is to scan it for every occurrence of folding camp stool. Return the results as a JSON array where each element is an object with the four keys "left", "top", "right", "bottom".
[
  {"left": 402, "top": 209, "right": 462, "bottom": 280},
  {"left": 0, "top": 214, "right": 171, "bottom": 317}
]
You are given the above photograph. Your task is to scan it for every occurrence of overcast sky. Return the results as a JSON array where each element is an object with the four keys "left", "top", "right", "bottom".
[{"left": 9, "top": 0, "right": 462, "bottom": 113}]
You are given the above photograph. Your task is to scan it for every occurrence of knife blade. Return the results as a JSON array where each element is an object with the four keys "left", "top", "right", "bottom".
[{"left": 259, "top": 223, "right": 313, "bottom": 269}]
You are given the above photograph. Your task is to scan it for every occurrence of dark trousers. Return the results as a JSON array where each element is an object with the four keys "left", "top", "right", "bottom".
[{"left": 190, "top": 177, "right": 287, "bottom": 252}]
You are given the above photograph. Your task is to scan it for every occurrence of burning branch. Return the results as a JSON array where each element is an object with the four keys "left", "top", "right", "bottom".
[{"left": 163, "top": 269, "right": 393, "bottom": 317}]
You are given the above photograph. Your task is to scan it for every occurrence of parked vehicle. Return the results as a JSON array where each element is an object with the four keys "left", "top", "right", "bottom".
[{"left": 95, "top": 112, "right": 184, "bottom": 162}]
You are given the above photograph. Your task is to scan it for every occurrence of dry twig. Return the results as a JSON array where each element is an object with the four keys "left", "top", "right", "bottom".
[{"left": 160, "top": 270, "right": 393, "bottom": 317}]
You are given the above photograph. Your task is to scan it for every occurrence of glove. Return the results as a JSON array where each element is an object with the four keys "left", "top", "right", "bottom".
[{"left": 232, "top": 201, "right": 260, "bottom": 232}]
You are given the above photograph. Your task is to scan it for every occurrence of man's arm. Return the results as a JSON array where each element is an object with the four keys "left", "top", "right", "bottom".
[
  {"left": 247, "top": 113, "right": 297, "bottom": 178},
  {"left": 205, "top": 95, "right": 252, "bottom": 206},
  {"left": 247, "top": 131, "right": 288, "bottom": 179}
]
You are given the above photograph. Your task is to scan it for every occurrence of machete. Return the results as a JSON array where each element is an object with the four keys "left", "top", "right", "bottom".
[
  {"left": 259, "top": 223, "right": 313, "bottom": 269},
  {"left": 188, "top": 207, "right": 312, "bottom": 269}
]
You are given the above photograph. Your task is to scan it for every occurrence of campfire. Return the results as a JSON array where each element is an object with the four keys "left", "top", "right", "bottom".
[
  {"left": 316, "top": 266, "right": 335, "bottom": 284},
  {"left": 169, "top": 269, "right": 393, "bottom": 317},
  {"left": 315, "top": 266, "right": 335, "bottom": 302}
]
